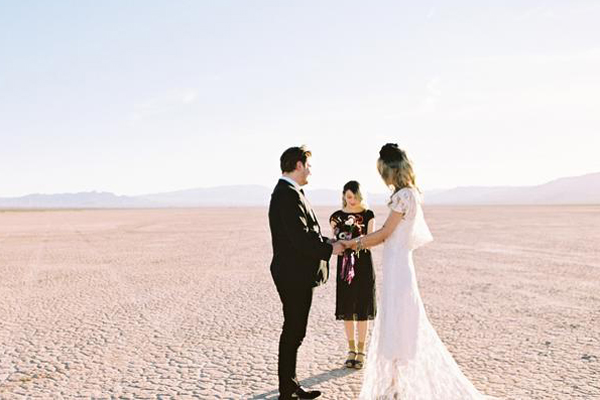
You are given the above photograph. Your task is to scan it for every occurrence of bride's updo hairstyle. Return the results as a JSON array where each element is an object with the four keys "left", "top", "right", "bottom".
[{"left": 377, "top": 143, "right": 418, "bottom": 194}]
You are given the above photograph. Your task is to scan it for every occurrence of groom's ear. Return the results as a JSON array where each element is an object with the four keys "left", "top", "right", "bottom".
[{"left": 295, "top": 160, "right": 305, "bottom": 171}]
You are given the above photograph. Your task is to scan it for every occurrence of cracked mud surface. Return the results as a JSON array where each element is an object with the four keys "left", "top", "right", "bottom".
[{"left": 1, "top": 206, "right": 598, "bottom": 399}]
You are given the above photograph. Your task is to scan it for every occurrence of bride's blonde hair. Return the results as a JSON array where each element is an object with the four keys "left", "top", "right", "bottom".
[{"left": 377, "top": 143, "right": 419, "bottom": 196}]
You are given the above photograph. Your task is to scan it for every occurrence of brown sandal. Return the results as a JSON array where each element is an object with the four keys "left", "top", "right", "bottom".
[
  {"left": 354, "top": 352, "right": 366, "bottom": 369},
  {"left": 345, "top": 351, "right": 357, "bottom": 368}
]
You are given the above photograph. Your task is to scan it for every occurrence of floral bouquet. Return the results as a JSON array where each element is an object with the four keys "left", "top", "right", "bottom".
[{"left": 335, "top": 215, "right": 362, "bottom": 285}]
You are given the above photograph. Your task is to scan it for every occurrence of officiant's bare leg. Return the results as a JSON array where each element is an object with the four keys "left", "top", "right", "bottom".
[
  {"left": 355, "top": 321, "right": 368, "bottom": 369},
  {"left": 343, "top": 320, "right": 356, "bottom": 367},
  {"left": 357, "top": 320, "right": 368, "bottom": 345},
  {"left": 344, "top": 320, "right": 355, "bottom": 343}
]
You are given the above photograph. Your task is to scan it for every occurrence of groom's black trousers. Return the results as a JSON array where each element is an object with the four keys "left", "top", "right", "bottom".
[{"left": 275, "top": 281, "right": 315, "bottom": 396}]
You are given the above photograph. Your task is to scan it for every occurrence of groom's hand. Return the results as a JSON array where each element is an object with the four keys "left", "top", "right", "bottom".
[
  {"left": 331, "top": 242, "right": 344, "bottom": 256},
  {"left": 340, "top": 240, "right": 356, "bottom": 250}
]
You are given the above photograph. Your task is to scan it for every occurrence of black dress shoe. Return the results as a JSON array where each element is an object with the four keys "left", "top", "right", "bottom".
[
  {"left": 294, "top": 386, "right": 322, "bottom": 399},
  {"left": 279, "top": 387, "right": 322, "bottom": 399}
]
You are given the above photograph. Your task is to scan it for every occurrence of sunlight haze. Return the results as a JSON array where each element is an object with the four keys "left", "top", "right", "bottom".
[{"left": 1, "top": 1, "right": 598, "bottom": 197}]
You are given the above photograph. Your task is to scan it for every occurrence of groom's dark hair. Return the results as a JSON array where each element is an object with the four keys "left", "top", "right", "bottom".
[{"left": 280, "top": 146, "right": 312, "bottom": 173}]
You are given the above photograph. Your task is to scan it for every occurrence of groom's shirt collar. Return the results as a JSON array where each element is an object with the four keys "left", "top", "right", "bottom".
[{"left": 280, "top": 176, "right": 301, "bottom": 191}]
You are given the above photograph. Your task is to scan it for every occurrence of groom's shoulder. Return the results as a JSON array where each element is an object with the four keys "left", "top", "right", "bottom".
[
  {"left": 271, "top": 180, "right": 299, "bottom": 200},
  {"left": 273, "top": 179, "right": 295, "bottom": 192}
]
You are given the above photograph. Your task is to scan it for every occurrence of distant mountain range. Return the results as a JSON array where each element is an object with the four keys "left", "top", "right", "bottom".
[
  {"left": 425, "top": 172, "right": 600, "bottom": 205},
  {"left": 1, "top": 172, "right": 598, "bottom": 208}
]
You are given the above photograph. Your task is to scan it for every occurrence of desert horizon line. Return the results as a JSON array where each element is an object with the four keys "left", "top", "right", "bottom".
[{"left": 2, "top": 170, "right": 598, "bottom": 199}]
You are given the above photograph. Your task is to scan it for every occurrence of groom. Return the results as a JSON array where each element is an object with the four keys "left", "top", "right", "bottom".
[{"left": 269, "top": 146, "right": 343, "bottom": 400}]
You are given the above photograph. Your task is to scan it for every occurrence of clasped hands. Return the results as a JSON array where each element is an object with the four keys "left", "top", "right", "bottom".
[{"left": 328, "top": 238, "right": 358, "bottom": 256}]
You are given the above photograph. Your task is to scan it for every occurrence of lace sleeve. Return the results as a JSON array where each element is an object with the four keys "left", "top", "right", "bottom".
[{"left": 388, "top": 188, "right": 417, "bottom": 220}]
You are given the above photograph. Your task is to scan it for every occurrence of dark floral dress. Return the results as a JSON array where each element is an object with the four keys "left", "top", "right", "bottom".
[{"left": 329, "top": 209, "right": 377, "bottom": 321}]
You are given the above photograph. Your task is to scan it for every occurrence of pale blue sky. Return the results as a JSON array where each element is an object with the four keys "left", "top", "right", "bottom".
[{"left": 1, "top": 1, "right": 599, "bottom": 197}]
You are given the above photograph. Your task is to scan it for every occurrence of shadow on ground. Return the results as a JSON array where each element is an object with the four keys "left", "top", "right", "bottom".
[{"left": 249, "top": 367, "right": 357, "bottom": 399}]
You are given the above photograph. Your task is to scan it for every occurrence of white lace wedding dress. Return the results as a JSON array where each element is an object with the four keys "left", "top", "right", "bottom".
[{"left": 359, "top": 188, "right": 487, "bottom": 400}]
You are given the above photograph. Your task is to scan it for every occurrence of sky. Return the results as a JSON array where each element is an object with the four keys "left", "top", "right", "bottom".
[{"left": 1, "top": 1, "right": 599, "bottom": 197}]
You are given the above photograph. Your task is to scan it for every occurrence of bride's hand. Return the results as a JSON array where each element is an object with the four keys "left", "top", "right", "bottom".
[{"left": 341, "top": 239, "right": 357, "bottom": 250}]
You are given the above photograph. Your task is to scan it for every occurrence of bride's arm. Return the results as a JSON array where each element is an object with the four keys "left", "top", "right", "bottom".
[
  {"left": 361, "top": 214, "right": 375, "bottom": 249},
  {"left": 367, "top": 218, "right": 375, "bottom": 235},
  {"left": 346, "top": 210, "right": 403, "bottom": 250}
]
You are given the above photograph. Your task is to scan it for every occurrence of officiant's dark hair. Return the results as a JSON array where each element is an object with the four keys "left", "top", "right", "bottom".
[
  {"left": 342, "top": 180, "right": 368, "bottom": 209},
  {"left": 280, "top": 146, "right": 312, "bottom": 173}
]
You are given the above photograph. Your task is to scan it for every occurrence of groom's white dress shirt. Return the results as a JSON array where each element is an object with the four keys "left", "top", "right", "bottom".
[{"left": 280, "top": 176, "right": 301, "bottom": 191}]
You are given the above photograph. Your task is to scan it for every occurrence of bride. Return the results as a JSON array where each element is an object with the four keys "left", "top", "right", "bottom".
[{"left": 340, "top": 143, "right": 490, "bottom": 399}]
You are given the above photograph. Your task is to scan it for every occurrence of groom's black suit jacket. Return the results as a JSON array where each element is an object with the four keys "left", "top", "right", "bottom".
[{"left": 269, "top": 179, "right": 333, "bottom": 288}]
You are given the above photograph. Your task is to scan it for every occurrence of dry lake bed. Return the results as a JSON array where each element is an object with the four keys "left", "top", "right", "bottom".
[{"left": 1, "top": 205, "right": 599, "bottom": 399}]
